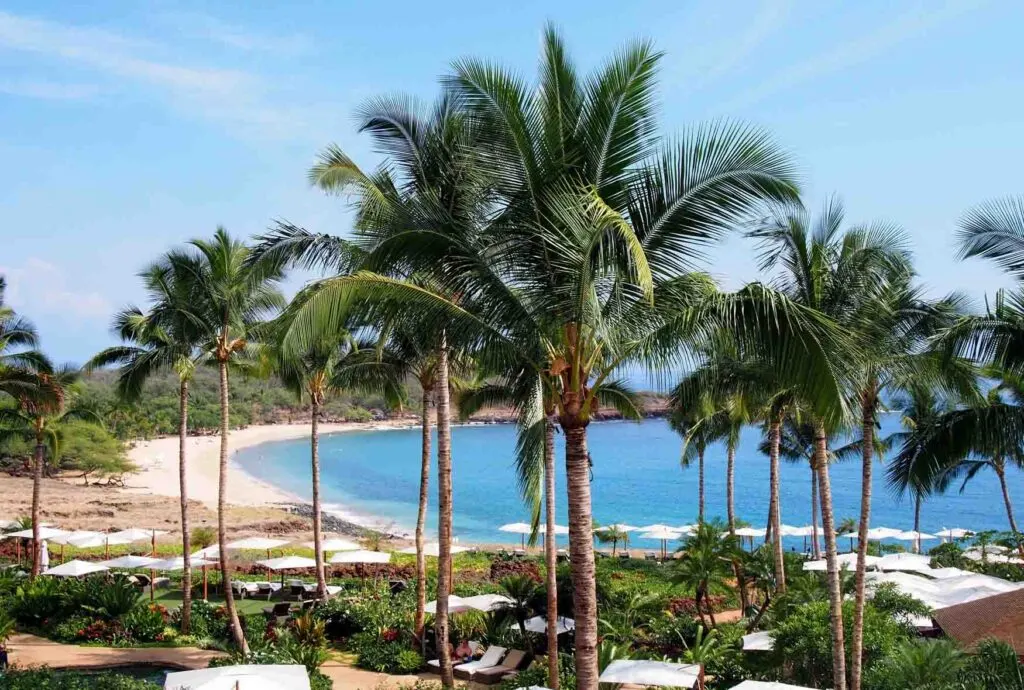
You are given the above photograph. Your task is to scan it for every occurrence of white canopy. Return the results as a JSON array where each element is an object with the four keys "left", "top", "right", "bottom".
[
  {"left": 305, "top": 538, "right": 359, "bottom": 552},
  {"left": 876, "top": 553, "right": 932, "bottom": 572},
  {"left": 598, "top": 660, "right": 702, "bottom": 688},
  {"left": 51, "top": 530, "right": 103, "bottom": 545},
  {"left": 330, "top": 549, "right": 391, "bottom": 564},
  {"left": 522, "top": 615, "right": 574, "bottom": 634},
  {"left": 892, "top": 530, "right": 937, "bottom": 542},
  {"left": 164, "top": 664, "right": 310, "bottom": 690},
  {"left": 42, "top": 559, "right": 109, "bottom": 577},
  {"left": 426, "top": 595, "right": 470, "bottom": 614},
  {"left": 192, "top": 545, "right": 221, "bottom": 559},
  {"left": 638, "top": 527, "right": 683, "bottom": 540},
  {"left": 6, "top": 526, "right": 68, "bottom": 540},
  {"left": 729, "top": 682, "right": 816, "bottom": 690},
  {"left": 779, "top": 524, "right": 812, "bottom": 537},
  {"left": 111, "top": 528, "right": 167, "bottom": 542},
  {"left": 463, "top": 593, "right": 513, "bottom": 611},
  {"left": 803, "top": 553, "right": 881, "bottom": 571},
  {"left": 101, "top": 555, "right": 162, "bottom": 569},
  {"left": 67, "top": 533, "right": 135, "bottom": 549},
  {"left": 499, "top": 523, "right": 534, "bottom": 534},
  {"left": 398, "top": 542, "right": 470, "bottom": 556},
  {"left": 552, "top": 524, "right": 570, "bottom": 535},
  {"left": 734, "top": 527, "right": 764, "bottom": 537},
  {"left": 866, "top": 527, "right": 904, "bottom": 540},
  {"left": 149, "top": 556, "right": 216, "bottom": 571},
  {"left": 226, "top": 537, "right": 290, "bottom": 551},
  {"left": 742, "top": 630, "right": 775, "bottom": 651},
  {"left": 257, "top": 556, "right": 317, "bottom": 571},
  {"left": 675, "top": 524, "right": 699, "bottom": 534},
  {"left": 940, "top": 527, "right": 974, "bottom": 539},
  {"left": 638, "top": 524, "right": 677, "bottom": 532},
  {"left": 0, "top": 519, "right": 21, "bottom": 531}
]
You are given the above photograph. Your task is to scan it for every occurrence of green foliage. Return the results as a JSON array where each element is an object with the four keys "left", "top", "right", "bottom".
[
  {"left": 959, "top": 638, "right": 1024, "bottom": 690},
  {"left": 928, "top": 541, "right": 968, "bottom": 568},
  {"left": 56, "top": 420, "right": 137, "bottom": 482},
  {"left": 0, "top": 669, "right": 159, "bottom": 690},
  {"left": 120, "top": 605, "right": 167, "bottom": 643},
  {"left": 865, "top": 638, "right": 966, "bottom": 690},
  {"left": 77, "top": 575, "right": 142, "bottom": 620},
  {"left": 499, "top": 656, "right": 577, "bottom": 690},
  {"left": 350, "top": 631, "right": 423, "bottom": 673}
]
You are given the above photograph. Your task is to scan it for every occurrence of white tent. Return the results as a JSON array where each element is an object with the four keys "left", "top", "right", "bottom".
[
  {"left": 111, "top": 528, "right": 168, "bottom": 542},
  {"left": 304, "top": 538, "right": 359, "bottom": 552},
  {"left": 598, "top": 660, "right": 702, "bottom": 688},
  {"left": 876, "top": 552, "right": 933, "bottom": 572},
  {"left": 329, "top": 550, "right": 391, "bottom": 564},
  {"left": 164, "top": 664, "right": 310, "bottom": 690},
  {"left": 51, "top": 530, "right": 103, "bottom": 545},
  {"left": 101, "top": 555, "right": 162, "bottom": 569},
  {"left": 149, "top": 556, "right": 216, "bottom": 571},
  {"left": 398, "top": 542, "right": 470, "bottom": 557},
  {"left": 257, "top": 556, "right": 317, "bottom": 571},
  {"left": 6, "top": 526, "right": 68, "bottom": 540},
  {"left": 42, "top": 559, "right": 108, "bottom": 577},
  {"left": 729, "top": 682, "right": 816, "bottom": 690},
  {"left": 522, "top": 615, "right": 574, "bottom": 634},
  {"left": 742, "top": 630, "right": 775, "bottom": 651},
  {"left": 803, "top": 553, "right": 881, "bottom": 571},
  {"left": 226, "top": 537, "right": 290, "bottom": 551},
  {"left": 734, "top": 527, "right": 763, "bottom": 537}
]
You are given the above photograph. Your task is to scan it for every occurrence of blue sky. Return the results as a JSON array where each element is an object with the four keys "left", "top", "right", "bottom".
[{"left": 2, "top": 0, "right": 1023, "bottom": 363}]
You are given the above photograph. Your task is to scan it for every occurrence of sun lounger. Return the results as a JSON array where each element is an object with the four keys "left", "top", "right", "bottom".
[
  {"left": 427, "top": 641, "right": 486, "bottom": 672},
  {"left": 152, "top": 576, "right": 171, "bottom": 590},
  {"left": 471, "top": 649, "right": 530, "bottom": 684},
  {"left": 262, "top": 601, "right": 292, "bottom": 624},
  {"left": 644, "top": 552, "right": 658, "bottom": 561},
  {"left": 255, "top": 582, "right": 275, "bottom": 600},
  {"left": 453, "top": 645, "right": 508, "bottom": 680}
]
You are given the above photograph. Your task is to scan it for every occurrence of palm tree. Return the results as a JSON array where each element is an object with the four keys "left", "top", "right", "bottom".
[
  {"left": 499, "top": 574, "right": 539, "bottom": 639},
  {"left": 169, "top": 228, "right": 284, "bottom": 652},
  {"left": 0, "top": 276, "right": 43, "bottom": 401},
  {"left": 669, "top": 399, "right": 725, "bottom": 522},
  {"left": 876, "top": 639, "right": 966, "bottom": 690},
  {"left": 265, "top": 29, "right": 849, "bottom": 690},
  {"left": 595, "top": 526, "right": 631, "bottom": 556},
  {"left": 673, "top": 521, "right": 738, "bottom": 628},
  {"left": 88, "top": 260, "right": 203, "bottom": 633},
  {"left": 0, "top": 359, "right": 99, "bottom": 577}
]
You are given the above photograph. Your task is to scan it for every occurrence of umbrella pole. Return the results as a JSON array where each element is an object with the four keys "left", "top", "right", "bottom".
[
  {"left": 150, "top": 568, "right": 155, "bottom": 602},
  {"left": 202, "top": 565, "right": 208, "bottom": 600}
]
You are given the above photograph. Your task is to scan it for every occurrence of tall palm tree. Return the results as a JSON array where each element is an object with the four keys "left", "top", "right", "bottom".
[
  {"left": 0, "top": 359, "right": 99, "bottom": 577},
  {"left": 267, "top": 29, "right": 848, "bottom": 690},
  {"left": 669, "top": 398, "right": 725, "bottom": 522},
  {"left": 88, "top": 260, "right": 203, "bottom": 633},
  {"left": 168, "top": 228, "right": 285, "bottom": 652}
]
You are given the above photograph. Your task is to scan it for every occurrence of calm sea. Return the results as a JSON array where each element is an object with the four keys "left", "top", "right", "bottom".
[{"left": 234, "top": 416, "right": 1021, "bottom": 546}]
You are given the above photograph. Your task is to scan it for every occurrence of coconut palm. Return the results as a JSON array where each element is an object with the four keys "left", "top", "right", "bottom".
[
  {"left": 87, "top": 259, "right": 204, "bottom": 633},
  {"left": 0, "top": 276, "right": 43, "bottom": 400},
  {"left": 595, "top": 526, "right": 631, "bottom": 556},
  {"left": 669, "top": 398, "right": 725, "bottom": 523},
  {"left": 0, "top": 358, "right": 99, "bottom": 577},
  {"left": 673, "top": 521, "right": 739, "bottom": 628},
  {"left": 163, "top": 228, "right": 284, "bottom": 652},
  {"left": 499, "top": 574, "right": 539, "bottom": 639}
]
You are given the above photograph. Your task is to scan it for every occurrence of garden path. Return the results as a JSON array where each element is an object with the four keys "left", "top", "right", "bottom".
[{"left": 6, "top": 632, "right": 222, "bottom": 670}]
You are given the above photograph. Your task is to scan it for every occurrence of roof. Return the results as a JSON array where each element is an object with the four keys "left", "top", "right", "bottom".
[{"left": 933, "top": 587, "right": 1024, "bottom": 654}]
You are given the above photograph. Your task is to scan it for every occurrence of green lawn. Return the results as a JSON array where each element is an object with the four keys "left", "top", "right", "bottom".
[{"left": 151, "top": 590, "right": 270, "bottom": 617}]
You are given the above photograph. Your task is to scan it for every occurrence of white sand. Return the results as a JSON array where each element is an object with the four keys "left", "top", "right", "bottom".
[{"left": 124, "top": 420, "right": 419, "bottom": 513}]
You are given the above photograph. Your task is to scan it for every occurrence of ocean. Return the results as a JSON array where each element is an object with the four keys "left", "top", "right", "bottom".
[{"left": 233, "top": 416, "right": 1020, "bottom": 547}]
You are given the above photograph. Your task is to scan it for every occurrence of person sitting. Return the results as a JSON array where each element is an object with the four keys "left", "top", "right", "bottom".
[{"left": 455, "top": 639, "right": 474, "bottom": 662}]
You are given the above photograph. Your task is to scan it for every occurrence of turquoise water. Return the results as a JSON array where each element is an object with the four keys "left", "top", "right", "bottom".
[{"left": 234, "top": 417, "right": 1022, "bottom": 546}]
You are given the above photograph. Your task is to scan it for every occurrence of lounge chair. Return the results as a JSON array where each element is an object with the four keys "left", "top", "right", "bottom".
[
  {"left": 618, "top": 551, "right": 631, "bottom": 560},
  {"left": 262, "top": 601, "right": 292, "bottom": 624},
  {"left": 255, "top": 582, "right": 275, "bottom": 600},
  {"left": 427, "top": 641, "right": 485, "bottom": 672},
  {"left": 471, "top": 649, "right": 530, "bottom": 685},
  {"left": 152, "top": 576, "right": 171, "bottom": 590},
  {"left": 512, "top": 549, "right": 527, "bottom": 557},
  {"left": 453, "top": 645, "right": 508, "bottom": 680},
  {"left": 288, "top": 584, "right": 306, "bottom": 601},
  {"left": 644, "top": 552, "right": 658, "bottom": 561}
]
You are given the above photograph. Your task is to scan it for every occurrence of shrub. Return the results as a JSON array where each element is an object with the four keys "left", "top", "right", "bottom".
[
  {"left": 77, "top": 576, "right": 141, "bottom": 620},
  {"left": 351, "top": 631, "right": 423, "bottom": 673},
  {"left": 121, "top": 604, "right": 167, "bottom": 643},
  {"left": 9, "top": 577, "right": 70, "bottom": 626},
  {"left": 489, "top": 558, "right": 541, "bottom": 582},
  {"left": 311, "top": 597, "right": 360, "bottom": 640},
  {"left": 50, "top": 615, "right": 95, "bottom": 643},
  {"left": 170, "top": 599, "right": 218, "bottom": 639},
  {"left": 0, "top": 668, "right": 159, "bottom": 689}
]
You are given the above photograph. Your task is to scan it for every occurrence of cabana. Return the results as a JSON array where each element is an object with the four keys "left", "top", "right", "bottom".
[{"left": 599, "top": 659, "right": 703, "bottom": 689}]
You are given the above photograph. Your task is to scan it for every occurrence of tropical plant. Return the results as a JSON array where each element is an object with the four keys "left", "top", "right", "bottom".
[
  {"left": 499, "top": 574, "right": 539, "bottom": 639},
  {"left": 668, "top": 398, "right": 725, "bottom": 522},
  {"left": 672, "top": 521, "right": 738, "bottom": 628},
  {"left": 87, "top": 257, "right": 204, "bottom": 633},
  {"left": 864, "top": 638, "right": 965, "bottom": 690},
  {"left": 0, "top": 275, "right": 41, "bottom": 402},
  {"left": 595, "top": 526, "right": 631, "bottom": 557}
]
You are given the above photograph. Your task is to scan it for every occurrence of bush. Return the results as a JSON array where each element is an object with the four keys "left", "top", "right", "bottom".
[
  {"left": 311, "top": 597, "right": 360, "bottom": 640},
  {"left": 121, "top": 604, "right": 168, "bottom": 643},
  {"left": 9, "top": 577, "right": 70, "bottom": 626},
  {"left": 50, "top": 615, "right": 95, "bottom": 643},
  {"left": 76, "top": 575, "right": 141, "bottom": 620},
  {"left": 0, "top": 668, "right": 159, "bottom": 689},
  {"left": 169, "top": 599, "right": 219, "bottom": 639},
  {"left": 351, "top": 631, "right": 423, "bottom": 673}
]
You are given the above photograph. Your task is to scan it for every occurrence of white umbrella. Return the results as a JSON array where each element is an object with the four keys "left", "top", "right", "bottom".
[
  {"left": 149, "top": 556, "right": 216, "bottom": 571},
  {"left": 675, "top": 524, "right": 699, "bottom": 534},
  {"left": 940, "top": 527, "right": 974, "bottom": 540},
  {"left": 729, "top": 682, "right": 816, "bottom": 690},
  {"left": 330, "top": 550, "right": 391, "bottom": 564},
  {"left": 426, "top": 595, "right": 471, "bottom": 614},
  {"left": 226, "top": 537, "right": 290, "bottom": 551},
  {"left": 304, "top": 538, "right": 359, "bottom": 552},
  {"left": 111, "top": 528, "right": 168, "bottom": 542},
  {"left": 638, "top": 524, "right": 677, "bottom": 532},
  {"left": 51, "top": 530, "right": 103, "bottom": 545},
  {"left": 42, "top": 559, "right": 108, "bottom": 577},
  {"left": 741, "top": 630, "right": 774, "bottom": 651},
  {"left": 463, "top": 593, "right": 513, "bottom": 611},
  {"left": 598, "top": 659, "right": 702, "bottom": 688},
  {"left": 192, "top": 545, "right": 222, "bottom": 559},
  {"left": 164, "top": 664, "right": 310, "bottom": 690},
  {"left": 638, "top": 527, "right": 683, "bottom": 559},
  {"left": 803, "top": 553, "right": 881, "bottom": 571},
  {"left": 522, "top": 615, "right": 574, "bottom": 634},
  {"left": 7, "top": 526, "right": 68, "bottom": 540},
  {"left": 0, "top": 519, "right": 21, "bottom": 531},
  {"left": 500, "top": 522, "right": 534, "bottom": 548},
  {"left": 257, "top": 556, "right": 317, "bottom": 571},
  {"left": 875, "top": 552, "right": 932, "bottom": 572},
  {"left": 101, "top": 555, "right": 162, "bottom": 569},
  {"left": 778, "top": 524, "right": 808, "bottom": 536},
  {"left": 552, "top": 525, "right": 569, "bottom": 535},
  {"left": 866, "top": 527, "right": 904, "bottom": 540},
  {"left": 596, "top": 523, "right": 639, "bottom": 533}
]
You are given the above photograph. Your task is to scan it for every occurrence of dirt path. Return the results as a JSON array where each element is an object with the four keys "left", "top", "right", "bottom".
[{"left": 6, "top": 632, "right": 222, "bottom": 670}]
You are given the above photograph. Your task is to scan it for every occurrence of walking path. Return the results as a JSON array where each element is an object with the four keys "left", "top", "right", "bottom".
[{"left": 7, "top": 633, "right": 221, "bottom": 671}]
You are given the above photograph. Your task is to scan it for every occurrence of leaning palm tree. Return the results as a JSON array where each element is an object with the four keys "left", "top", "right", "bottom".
[
  {"left": 262, "top": 28, "right": 848, "bottom": 690},
  {"left": 168, "top": 228, "right": 285, "bottom": 652},
  {"left": 87, "top": 260, "right": 203, "bottom": 633},
  {"left": 669, "top": 397, "right": 725, "bottom": 523},
  {"left": 0, "top": 358, "right": 99, "bottom": 577}
]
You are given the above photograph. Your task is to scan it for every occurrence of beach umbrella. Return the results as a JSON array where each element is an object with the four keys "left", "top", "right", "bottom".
[
  {"left": 226, "top": 537, "right": 290, "bottom": 559},
  {"left": 638, "top": 524, "right": 677, "bottom": 532},
  {"left": 257, "top": 556, "right": 317, "bottom": 586},
  {"left": 875, "top": 552, "right": 932, "bottom": 572},
  {"left": 42, "top": 559, "right": 108, "bottom": 577},
  {"left": 304, "top": 538, "right": 359, "bottom": 553},
  {"left": 522, "top": 615, "right": 575, "bottom": 634},
  {"left": 101, "top": 555, "right": 161, "bottom": 569},
  {"left": 597, "top": 523, "right": 640, "bottom": 533},
  {"left": 598, "top": 659, "right": 702, "bottom": 688},
  {"left": 0, "top": 519, "right": 21, "bottom": 531},
  {"left": 893, "top": 530, "right": 937, "bottom": 554},
  {"left": 330, "top": 550, "right": 391, "bottom": 564},
  {"left": 66, "top": 532, "right": 135, "bottom": 559},
  {"left": 164, "top": 664, "right": 311, "bottom": 690},
  {"left": 499, "top": 522, "right": 534, "bottom": 549},
  {"left": 7, "top": 526, "right": 68, "bottom": 540},
  {"left": 149, "top": 556, "right": 216, "bottom": 571},
  {"left": 111, "top": 528, "right": 168, "bottom": 556},
  {"left": 192, "top": 544, "right": 222, "bottom": 559},
  {"left": 803, "top": 553, "right": 881, "bottom": 571},
  {"left": 741, "top": 631, "right": 775, "bottom": 652},
  {"left": 941, "top": 527, "right": 975, "bottom": 541},
  {"left": 638, "top": 527, "right": 683, "bottom": 559},
  {"left": 50, "top": 530, "right": 102, "bottom": 545},
  {"left": 426, "top": 595, "right": 471, "bottom": 614},
  {"left": 463, "top": 593, "right": 513, "bottom": 611}
]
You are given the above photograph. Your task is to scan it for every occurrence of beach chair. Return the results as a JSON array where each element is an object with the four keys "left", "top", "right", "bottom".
[
  {"left": 618, "top": 551, "right": 631, "bottom": 560},
  {"left": 152, "top": 576, "right": 171, "bottom": 590},
  {"left": 453, "top": 645, "right": 508, "bottom": 680},
  {"left": 471, "top": 649, "right": 530, "bottom": 685},
  {"left": 644, "top": 552, "right": 658, "bottom": 561},
  {"left": 262, "top": 601, "right": 292, "bottom": 625},
  {"left": 288, "top": 583, "right": 306, "bottom": 601},
  {"left": 255, "top": 582, "right": 275, "bottom": 600},
  {"left": 427, "top": 641, "right": 485, "bottom": 672}
]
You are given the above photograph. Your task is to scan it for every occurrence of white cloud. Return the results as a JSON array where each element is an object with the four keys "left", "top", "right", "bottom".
[
  {"left": 157, "top": 12, "right": 312, "bottom": 55},
  {"left": 0, "top": 10, "right": 319, "bottom": 138},
  {"left": 0, "top": 79, "right": 101, "bottom": 100},
  {"left": 723, "top": 0, "right": 983, "bottom": 110},
  {"left": 0, "top": 258, "right": 113, "bottom": 322},
  {"left": 692, "top": 0, "right": 795, "bottom": 90}
]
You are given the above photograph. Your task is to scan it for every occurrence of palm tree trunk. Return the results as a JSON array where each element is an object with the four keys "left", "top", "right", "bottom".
[
  {"left": 434, "top": 338, "right": 455, "bottom": 688},
  {"left": 694, "top": 587, "right": 707, "bottom": 629},
  {"left": 544, "top": 415, "right": 560, "bottom": 690},
  {"left": 30, "top": 434, "right": 44, "bottom": 578},
  {"left": 768, "top": 416, "right": 786, "bottom": 593},
  {"left": 996, "top": 465, "right": 1022, "bottom": 544},
  {"left": 811, "top": 467, "right": 820, "bottom": 560},
  {"left": 563, "top": 422, "right": 598, "bottom": 690},
  {"left": 311, "top": 398, "right": 327, "bottom": 599},
  {"left": 850, "top": 393, "right": 875, "bottom": 690},
  {"left": 179, "top": 379, "right": 192, "bottom": 633},
  {"left": 217, "top": 360, "right": 247, "bottom": 653},
  {"left": 414, "top": 386, "right": 432, "bottom": 644},
  {"left": 698, "top": 446, "right": 705, "bottom": 522},
  {"left": 913, "top": 493, "right": 922, "bottom": 554},
  {"left": 727, "top": 440, "right": 748, "bottom": 613},
  {"left": 815, "top": 421, "right": 846, "bottom": 690}
]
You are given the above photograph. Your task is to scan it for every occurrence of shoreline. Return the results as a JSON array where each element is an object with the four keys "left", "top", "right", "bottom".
[{"left": 124, "top": 419, "right": 421, "bottom": 534}]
